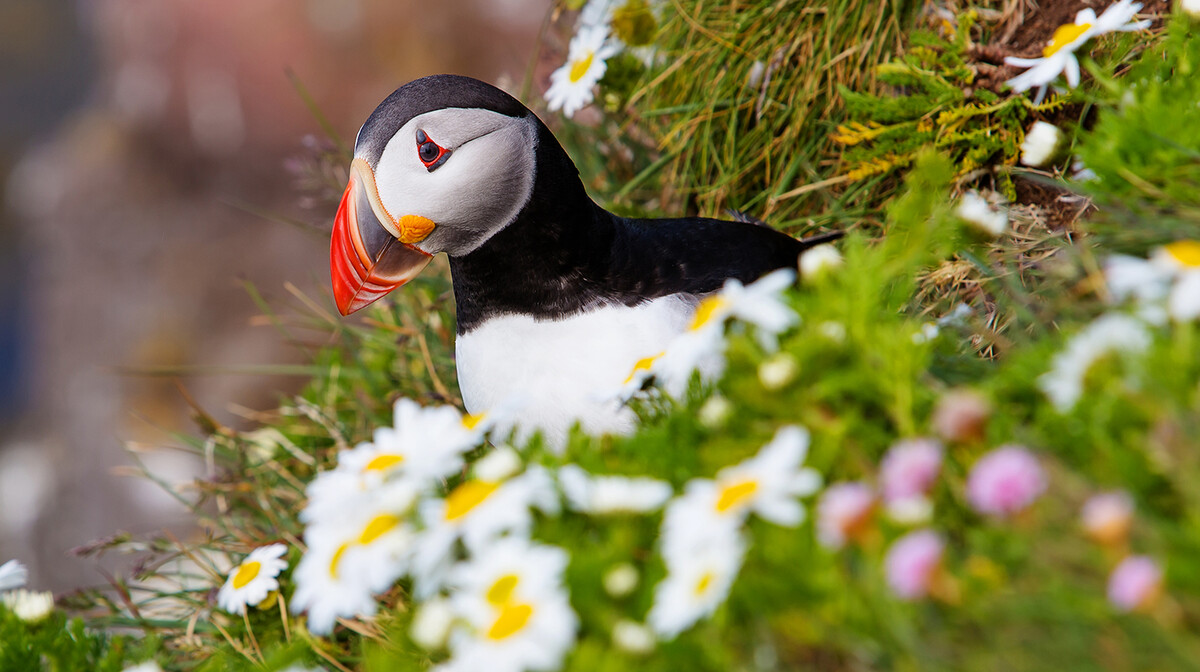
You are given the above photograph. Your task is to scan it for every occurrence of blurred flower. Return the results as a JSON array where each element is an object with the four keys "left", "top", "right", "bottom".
[
  {"left": 816, "top": 482, "right": 876, "bottom": 549},
  {"left": 217, "top": 544, "right": 288, "bottom": 615},
  {"left": 0, "top": 559, "right": 28, "bottom": 591},
  {"left": 440, "top": 538, "right": 576, "bottom": 672},
  {"left": 884, "top": 529, "right": 945, "bottom": 600},
  {"left": 697, "top": 394, "right": 734, "bottom": 428},
  {"left": 758, "top": 353, "right": 799, "bottom": 390},
  {"left": 612, "top": 619, "right": 657, "bottom": 654},
  {"left": 819, "top": 321, "right": 847, "bottom": 342},
  {"left": 1039, "top": 313, "right": 1151, "bottom": 411},
  {"left": 1153, "top": 241, "right": 1200, "bottom": 321},
  {"left": 546, "top": 25, "right": 620, "bottom": 118},
  {"left": 1108, "top": 555, "right": 1163, "bottom": 612},
  {"left": 2, "top": 589, "right": 54, "bottom": 623},
  {"left": 931, "top": 390, "right": 991, "bottom": 443},
  {"left": 291, "top": 491, "right": 417, "bottom": 634},
  {"left": 411, "top": 596, "right": 456, "bottom": 650},
  {"left": 799, "top": 244, "right": 843, "bottom": 281},
  {"left": 1071, "top": 159, "right": 1098, "bottom": 182},
  {"left": 880, "top": 438, "right": 943, "bottom": 523},
  {"left": 661, "top": 426, "right": 821, "bottom": 559},
  {"left": 1019, "top": 122, "right": 1064, "bottom": 167},
  {"left": 412, "top": 468, "right": 558, "bottom": 599},
  {"left": 1004, "top": 0, "right": 1151, "bottom": 103},
  {"left": 613, "top": 269, "right": 798, "bottom": 400},
  {"left": 966, "top": 445, "right": 1047, "bottom": 518},
  {"left": 558, "top": 465, "right": 672, "bottom": 514},
  {"left": 121, "top": 663, "right": 164, "bottom": 672},
  {"left": 956, "top": 191, "right": 1009, "bottom": 237},
  {"left": 474, "top": 447, "right": 523, "bottom": 483},
  {"left": 603, "top": 563, "right": 640, "bottom": 598},
  {"left": 648, "top": 532, "right": 746, "bottom": 638},
  {"left": 1082, "top": 491, "right": 1135, "bottom": 546},
  {"left": 303, "top": 399, "right": 482, "bottom": 524}
]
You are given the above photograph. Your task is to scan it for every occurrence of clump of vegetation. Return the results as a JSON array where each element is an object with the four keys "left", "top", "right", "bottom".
[{"left": 16, "top": 3, "right": 1200, "bottom": 672}]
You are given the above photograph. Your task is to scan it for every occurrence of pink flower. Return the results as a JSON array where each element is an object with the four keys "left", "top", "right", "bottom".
[
  {"left": 966, "top": 445, "right": 1046, "bottom": 518},
  {"left": 931, "top": 390, "right": 991, "bottom": 443},
  {"left": 816, "top": 482, "right": 876, "bottom": 549},
  {"left": 1081, "top": 491, "right": 1135, "bottom": 546},
  {"left": 879, "top": 438, "right": 943, "bottom": 503},
  {"left": 1108, "top": 555, "right": 1163, "bottom": 612},
  {"left": 884, "top": 529, "right": 945, "bottom": 600}
]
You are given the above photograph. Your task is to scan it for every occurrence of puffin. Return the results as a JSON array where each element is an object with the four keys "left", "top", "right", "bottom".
[{"left": 330, "top": 74, "right": 838, "bottom": 447}]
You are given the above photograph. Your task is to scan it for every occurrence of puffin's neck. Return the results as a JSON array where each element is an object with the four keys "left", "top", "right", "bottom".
[{"left": 449, "top": 120, "right": 622, "bottom": 334}]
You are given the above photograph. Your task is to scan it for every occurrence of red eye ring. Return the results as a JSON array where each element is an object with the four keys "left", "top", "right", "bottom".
[{"left": 415, "top": 129, "right": 450, "bottom": 171}]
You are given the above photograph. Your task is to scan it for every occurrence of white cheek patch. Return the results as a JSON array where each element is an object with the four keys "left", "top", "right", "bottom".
[{"left": 371, "top": 109, "right": 537, "bottom": 256}]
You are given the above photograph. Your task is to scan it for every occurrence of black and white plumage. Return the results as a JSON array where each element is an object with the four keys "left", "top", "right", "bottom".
[{"left": 331, "top": 74, "right": 837, "bottom": 445}]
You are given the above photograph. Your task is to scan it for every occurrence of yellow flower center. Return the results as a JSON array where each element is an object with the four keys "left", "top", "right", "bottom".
[
  {"left": 623, "top": 352, "right": 663, "bottom": 384},
  {"left": 445, "top": 480, "right": 501, "bottom": 521},
  {"left": 690, "top": 296, "right": 727, "bottom": 331},
  {"left": 1044, "top": 23, "right": 1092, "bottom": 57},
  {"left": 487, "top": 602, "right": 534, "bottom": 640},
  {"left": 463, "top": 412, "right": 487, "bottom": 430},
  {"left": 569, "top": 52, "right": 595, "bottom": 83},
  {"left": 359, "top": 514, "right": 402, "bottom": 544},
  {"left": 364, "top": 453, "right": 404, "bottom": 473},
  {"left": 715, "top": 479, "right": 759, "bottom": 513},
  {"left": 694, "top": 571, "right": 715, "bottom": 597},
  {"left": 1163, "top": 240, "right": 1200, "bottom": 268},
  {"left": 232, "top": 560, "right": 261, "bottom": 590},
  {"left": 486, "top": 574, "right": 520, "bottom": 605}
]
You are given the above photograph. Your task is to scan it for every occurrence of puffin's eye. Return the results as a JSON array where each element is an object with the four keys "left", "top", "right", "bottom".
[{"left": 415, "top": 130, "right": 450, "bottom": 171}]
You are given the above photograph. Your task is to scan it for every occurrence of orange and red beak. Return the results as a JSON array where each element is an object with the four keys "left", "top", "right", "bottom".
[{"left": 330, "top": 159, "right": 433, "bottom": 315}]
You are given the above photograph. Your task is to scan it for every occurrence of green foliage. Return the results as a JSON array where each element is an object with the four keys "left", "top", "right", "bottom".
[
  {"left": 833, "top": 11, "right": 1077, "bottom": 202},
  {"left": 0, "top": 602, "right": 158, "bottom": 672},
  {"left": 1075, "top": 15, "right": 1200, "bottom": 250}
]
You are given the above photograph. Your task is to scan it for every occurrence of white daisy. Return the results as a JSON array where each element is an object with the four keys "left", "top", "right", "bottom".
[
  {"left": 216, "top": 544, "right": 289, "bottom": 615},
  {"left": 411, "top": 596, "right": 456, "bottom": 650},
  {"left": 1005, "top": 0, "right": 1151, "bottom": 103},
  {"left": 558, "top": 464, "right": 673, "bottom": 514},
  {"left": 0, "top": 559, "right": 28, "bottom": 591},
  {"left": 437, "top": 538, "right": 577, "bottom": 672},
  {"left": 410, "top": 467, "right": 559, "bottom": 599},
  {"left": 661, "top": 426, "right": 821, "bottom": 561},
  {"left": 302, "top": 399, "right": 480, "bottom": 524},
  {"left": 291, "top": 494, "right": 416, "bottom": 635},
  {"left": 546, "top": 25, "right": 621, "bottom": 118},
  {"left": 647, "top": 530, "right": 746, "bottom": 638},
  {"left": 612, "top": 619, "right": 656, "bottom": 654},
  {"left": 2, "top": 589, "right": 55, "bottom": 623},
  {"left": 612, "top": 268, "right": 799, "bottom": 401},
  {"left": 1039, "top": 313, "right": 1152, "bottom": 411}
]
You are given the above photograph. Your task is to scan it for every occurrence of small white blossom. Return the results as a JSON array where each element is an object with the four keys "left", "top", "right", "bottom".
[
  {"left": 956, "top": 191, "right": 1009, "bottom": 236},
  {"left": 603, "top": 563, "right": 640, "bottom": 597},
  {"left": 2, "top": 589, "right": 54, "bottom": 623},
  {"left": 1020, "top": 122, "right": 1064, "bottom": 167},
  {"left": 612, "top": 620, "right": 657, "bottom": 654},
  {"left": 411, "top": 597, "right": 456, "bottom": 650},
  {"left": 648, "top": 532, "right": 746, "bottom": 638},
  {"left": 800, "top": 243, "right": 843, "bottom": 280}
]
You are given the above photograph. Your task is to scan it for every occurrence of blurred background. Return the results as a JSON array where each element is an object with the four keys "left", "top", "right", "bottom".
[{"left": 0, "top": 0, "right": 550, "bottom": 591}]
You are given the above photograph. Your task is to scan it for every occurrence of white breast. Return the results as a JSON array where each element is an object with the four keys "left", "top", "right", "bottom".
[{"left": 455, "top": 295, "right": 695, "bottom": 450}]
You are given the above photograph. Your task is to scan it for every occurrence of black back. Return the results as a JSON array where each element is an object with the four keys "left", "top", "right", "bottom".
[{"left": 450, "top": 115, "right": 819, "bottom": 334}]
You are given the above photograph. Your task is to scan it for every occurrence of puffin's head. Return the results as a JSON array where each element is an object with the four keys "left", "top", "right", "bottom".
[{"left": 331, "top": 74, "right": 539, "bottom": 315}]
